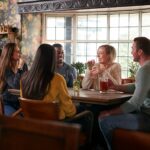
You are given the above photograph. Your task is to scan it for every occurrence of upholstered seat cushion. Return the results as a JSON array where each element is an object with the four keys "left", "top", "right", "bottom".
[{"left": 113, "top": 129, "right": 150, "bottom": 150}]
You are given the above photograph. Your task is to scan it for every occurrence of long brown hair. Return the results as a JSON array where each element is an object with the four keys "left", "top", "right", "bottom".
[
  {"left": 21, "top": 44, "right": 56, "bottom": 99},
  {"left": 0, "top": 43, "right": 17, "bottom": 90}
]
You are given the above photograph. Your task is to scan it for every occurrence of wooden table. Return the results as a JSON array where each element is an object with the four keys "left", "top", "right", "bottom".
[
  {"left": 8, "top": 88, "right": 132, "bottom": 106},
  {"left": 68, "top": 88, "right": 132, "bottom": 105}
]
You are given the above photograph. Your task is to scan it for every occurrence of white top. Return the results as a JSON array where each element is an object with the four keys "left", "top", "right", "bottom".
[{"left": 82, "top": 62, "right": 122, "bottom": 90}]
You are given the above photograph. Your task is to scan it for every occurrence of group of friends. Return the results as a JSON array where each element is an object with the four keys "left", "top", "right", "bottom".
[{"left": 0, "top": 35, "right": 150, "bottom": 150}]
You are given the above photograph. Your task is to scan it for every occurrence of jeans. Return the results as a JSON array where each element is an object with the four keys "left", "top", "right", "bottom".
[
  {"left": 98, "top": 112, "right": 150, "bottom": 150},
  {"left": 4, "top": 105, "right": 17, "bottom": 116}
]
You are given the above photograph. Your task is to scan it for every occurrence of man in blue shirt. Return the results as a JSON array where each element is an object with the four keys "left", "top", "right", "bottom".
[{"left": 53, "top": 43, "right": 77, "bottom": 87}]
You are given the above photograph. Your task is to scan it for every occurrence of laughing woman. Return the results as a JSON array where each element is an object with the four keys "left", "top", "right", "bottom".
[
  {"left": 82, "top": 44, "right": 122, "bottom": 90},
  {"left": 0, "top": 43, "right": 28, "bottom": 116}
]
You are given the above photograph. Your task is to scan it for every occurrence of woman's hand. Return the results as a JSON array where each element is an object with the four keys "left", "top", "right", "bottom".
[
  {"left": 90, "top": 66, "right": 99, "bottom": 79},
  {"left": 18, "top": 58, "right": 25, "bottom": 69},
  {"left": 87, "top": 59, "right": 95, "bottom": 70}
]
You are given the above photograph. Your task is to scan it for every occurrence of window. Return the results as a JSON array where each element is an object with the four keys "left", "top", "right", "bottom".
[{"left": 44, "top": 10, "right": 150, "bottom": 78}]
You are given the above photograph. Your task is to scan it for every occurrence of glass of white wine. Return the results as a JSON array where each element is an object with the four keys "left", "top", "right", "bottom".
[{"left": 73, "top": 79, "right": 80, "bottom": 96}]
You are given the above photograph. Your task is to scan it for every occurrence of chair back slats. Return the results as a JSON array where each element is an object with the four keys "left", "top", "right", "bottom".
[
  {"left": 0, "top": 115, "right": 80, "bottom": 150},
  {"left": 19, "top": 97, "right": 59, "bottom": 120}
]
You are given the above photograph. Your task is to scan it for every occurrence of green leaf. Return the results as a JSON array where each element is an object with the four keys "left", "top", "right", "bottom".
[{"left": 71, "top": 62, "right": 86, "bottom": 75}]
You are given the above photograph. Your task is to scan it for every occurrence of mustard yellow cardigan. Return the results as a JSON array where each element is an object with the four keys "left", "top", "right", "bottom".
[{"left": 20, "top": 73, "right": 76, "bottom": 120}]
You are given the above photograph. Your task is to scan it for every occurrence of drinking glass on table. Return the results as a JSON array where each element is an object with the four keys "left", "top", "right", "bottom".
[
  {"left": 99, "top": 75, "right": 108, "bottom": 93},
  {"left": 73, "top": 79, "right": 80, "bottom": 96}
]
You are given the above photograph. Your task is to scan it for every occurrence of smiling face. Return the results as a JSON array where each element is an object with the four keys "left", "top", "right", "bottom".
[
  {"left": 55, "top": 47, "right": 64, "bottom": 67},
  {"left": 97, "top": 47, "right": 110, "bottom": 64},
  {"left": 131, "top": 41, "right": 140, "bottom": 62},
  {"left": 11, "top": 46, "right": 20, "bottom": 61}
]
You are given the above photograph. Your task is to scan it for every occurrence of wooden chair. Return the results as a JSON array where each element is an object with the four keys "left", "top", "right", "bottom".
[
  {"left": 19, "top": 97, "right": 93, "bottom": 149},
  {"left": 113, "top": 128, "right": 150, "bottom": 150},
  {"left": 19, "top": 97, "right": 59, "bottom": 120},
  {"left": 0, "top": 115, "right": 80, "bottom": 150},
  {"left": 0, "top": 90, "right": 57, "bottom": 118}
]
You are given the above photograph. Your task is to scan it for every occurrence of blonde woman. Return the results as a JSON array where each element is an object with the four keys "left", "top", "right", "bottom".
[{"left": 82, "top": 44, "right": 121, "bottom": 90}]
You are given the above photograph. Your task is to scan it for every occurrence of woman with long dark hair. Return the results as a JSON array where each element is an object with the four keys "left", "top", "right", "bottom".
[
  {"left": 21, "top": 44, "right": 76, "bottom": 120},
  {"left": 0, "top": 43, "right": 27, "bottom": 115}
]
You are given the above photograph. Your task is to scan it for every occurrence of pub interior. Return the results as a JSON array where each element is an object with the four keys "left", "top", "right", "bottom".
[{"left": 0, "top": 0, "right": 150, "bottom": 150}]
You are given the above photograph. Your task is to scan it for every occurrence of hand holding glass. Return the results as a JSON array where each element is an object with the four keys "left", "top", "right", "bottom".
[
  {"left": 87, "top": 59, "right": 95, "bottom": 70},
  {"left": 90, "top": 66, "right": 99, "bottom": 79}
]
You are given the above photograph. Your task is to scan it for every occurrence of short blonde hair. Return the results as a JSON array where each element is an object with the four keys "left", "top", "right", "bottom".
[{"left": 97, "top": 44, "right": 116, "bottom": 63}]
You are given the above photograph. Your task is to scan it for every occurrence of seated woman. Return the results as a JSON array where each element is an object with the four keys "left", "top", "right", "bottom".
[
  {"left": 82, "top": 44, "right": 122, "bottom": 90},
  {"left": 20, "top": 44, "right": 76, "bottom": 120},
  {"left": 81, "top": 44, "right": 122, "bottom": 148},
  {"left": 0, "top": 43, "right": 28, "bottom": 116}
]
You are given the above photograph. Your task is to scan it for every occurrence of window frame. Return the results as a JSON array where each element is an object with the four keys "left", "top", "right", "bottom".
[{"left": 43, "top": 9, "right": 150, "bottom": 78}]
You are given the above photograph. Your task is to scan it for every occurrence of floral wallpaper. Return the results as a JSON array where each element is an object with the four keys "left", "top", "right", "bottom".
[
  {"left": 0, "top": 0, "right": 20, "bottom": 27},
  {"left": 0, "top": 0, "right": 42, "bottom": 67},
  {"left": 0, "top": 0, "right": 20, "bottom": 49},
  {"left": 21, "top": 13, "right": 42, "bottom": 67}
]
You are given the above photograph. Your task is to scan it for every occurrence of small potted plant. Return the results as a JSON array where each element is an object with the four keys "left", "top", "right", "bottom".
[
  {"left": 72, "top": 62, "right": 86, "bottom": 76},
  {"left": 128, "top": 61, "right": 139, "bottom": 79},
  {"left": 122, "top": 61, "right": 139, "bottom": 84}
]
